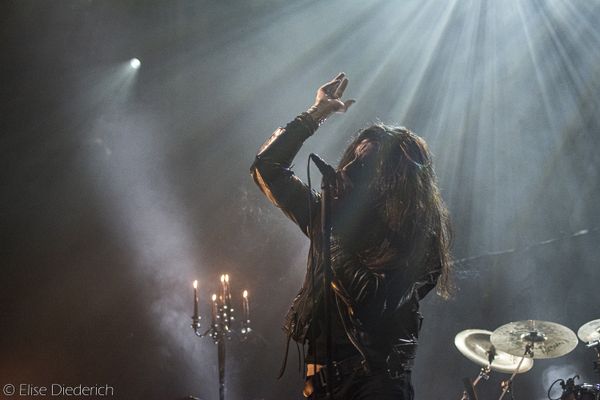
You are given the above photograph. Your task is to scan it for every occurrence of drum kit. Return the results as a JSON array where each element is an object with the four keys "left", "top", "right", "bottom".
[{"left": 455, "top": 319, "right": 600, "bottom": 400}]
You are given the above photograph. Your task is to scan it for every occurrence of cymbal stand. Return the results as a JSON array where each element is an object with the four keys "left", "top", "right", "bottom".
[
  {"left": 460, "top": 365, "right": 491, "bottom": 400},
  {"left": 498, "top": 343, "right": 533, "bottom": 400},
  {"left": 586, "top": 340, "right": 600, "bottom": 380}
]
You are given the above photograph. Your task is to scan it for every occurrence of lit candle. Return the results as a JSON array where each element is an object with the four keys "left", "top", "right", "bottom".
[
  {"left": 220, "top": 274, "right": 226, "bottom": 301},
  {"left": 193, "top": 280, "right": 199, "bottom": 319},
  {"left": 242, "top": 290, "right": 250, "bottom": 322},
  {"left": 211, "top": 293, "right": 218, "bottom": 325},
  {"left": 225, "top": 274, "right": 231, "bottom": 301}
]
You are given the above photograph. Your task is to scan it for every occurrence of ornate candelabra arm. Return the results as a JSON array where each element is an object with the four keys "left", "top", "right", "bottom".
[{"left": 191, "top": 315, "right": 202, "bottom": 335}]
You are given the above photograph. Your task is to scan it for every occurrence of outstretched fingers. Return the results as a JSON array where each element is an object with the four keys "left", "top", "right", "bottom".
[
  {"left": 334, "top": 72, "right": 345, "bottom": 80},
  {"left": 314, "top": 72, "right": 356, "bottom": 114},
  {"left": 321, "top": 73, "right": 344, "bottom": 95},
  {"left": 343, "top": 99, "right": 356, "bottom": 111},
  {"left": 333, "top": 78, "right": 348, "bottom": 99}
]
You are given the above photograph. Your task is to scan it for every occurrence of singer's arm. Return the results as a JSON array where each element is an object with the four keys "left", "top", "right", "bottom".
[
  {"left": 250, "top": 73, "right": 354, "bottom": 236},
  {"left": 250, "top": 114, "right": 321, "bottom": 236},
  {"left": 250, "top": 74, "right": 405, "bottom": 324}
]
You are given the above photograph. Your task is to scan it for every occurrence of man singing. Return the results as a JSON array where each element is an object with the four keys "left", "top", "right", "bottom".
[{"left": 251, "top": 73, "right": 452, "bottom": 399}]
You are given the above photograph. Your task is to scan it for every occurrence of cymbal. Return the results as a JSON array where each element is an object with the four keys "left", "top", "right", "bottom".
[
  {"left": 491, "top": 320, "right": 578, "bottom": 359},
  {"left": 455, "top": 329, "right": 534, "bottom": 373},
  {"left": 577, "top": 319, "right": 600, "bottom": 343}
]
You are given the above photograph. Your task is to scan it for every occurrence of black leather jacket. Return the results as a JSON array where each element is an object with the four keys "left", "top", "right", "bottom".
[{"left": 250, "top": 114, "right": 440, "bottom": 370}]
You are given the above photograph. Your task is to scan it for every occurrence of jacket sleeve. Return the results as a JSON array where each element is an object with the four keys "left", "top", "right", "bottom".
[{"left": 250, "top": 115, "right": 321, "bottom": 236}]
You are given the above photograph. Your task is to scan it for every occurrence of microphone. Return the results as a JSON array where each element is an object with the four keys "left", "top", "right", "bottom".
[{"left": 309, "top": 153, "right": 337, "bottom": 182}]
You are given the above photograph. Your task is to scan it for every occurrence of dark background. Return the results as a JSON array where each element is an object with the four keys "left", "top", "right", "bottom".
[{"left": 1, "top": 1, "right": 599, "bottom": 399}]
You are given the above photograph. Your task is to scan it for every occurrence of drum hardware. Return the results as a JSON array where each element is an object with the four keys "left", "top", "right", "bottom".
[
  {"left": 571, "top": 383, "right": 600, "bottom": 400},
  {"left": 554, "top": 319, "right": 600, "bottom": 400},
  {"left": 547, "top": 375, "right": 579, "bottom": 400},
  {"left": 490, "top": 320, "right": 578, "bottom": 400},
  {"left": 589, "top": 341, "right": 600, "bottom": 380},
  {"left": 577, "top": 320, "right": 600, "bottom": 344},
  {"left": 460, "top": 367, "right": 489, "bottom": 400},
  {"left": 560, "top": 375, "right": 580, "bottom": 395},
  {"left": 496, "top": 342, "right": 533, "bottom": 400},
  {"left": 455, "top": 329, "right": 534, "bottom": 400},
  {"left": 551, "top": 375, "right": 600, "bottom": 400},
  {"left": 543, "top": 320, "right": 600, "bottom": 400},
  {"left": 457, "top": 320, "right": 600, "bottom": 400},
  {"left": 578, "top": 320, "right": 600, "bottom": 381},
  {"left": 491, "top": 320, "right": 578, "bottom": 360}
]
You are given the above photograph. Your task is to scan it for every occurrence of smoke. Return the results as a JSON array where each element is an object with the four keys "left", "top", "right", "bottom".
[{"left": 81, "top": 66, "right": 216, "bottom": 396}]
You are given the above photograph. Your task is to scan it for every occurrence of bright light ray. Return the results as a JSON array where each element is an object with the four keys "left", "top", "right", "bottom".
[
  {"left": 80, "top": 62, "right": 215, "bottom": 394},
  {"left": 66, "top": 1, "right": 600, "bottom": 397},
  {"left": 515, "top": 0, "right": 563, "bottom": 138}
]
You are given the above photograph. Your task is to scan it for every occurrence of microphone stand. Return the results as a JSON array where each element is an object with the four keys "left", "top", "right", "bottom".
[
  {"left": 308, "top": 153, "right": 337, "bottom": 399},
  {"left": 320, "top": 167, "right": 335, "bottom": 400}
]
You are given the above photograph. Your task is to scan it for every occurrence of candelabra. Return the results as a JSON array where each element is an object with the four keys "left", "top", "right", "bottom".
[{"left": 190, "top": 274, "right": 251, "bottom": 400}]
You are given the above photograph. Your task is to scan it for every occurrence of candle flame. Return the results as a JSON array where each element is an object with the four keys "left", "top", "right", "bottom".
[
  {"left": 243, "top": 290, "right": 248, "bottom": 298},
  {"left": 225, "top": 274, "right": 229, "bottom": 283},
  {"left": 212, "top": 294, "right": 217, "bottom": 301},
  {"left": 193, "top": 280, "right": 198, "bottom": 289},
  {"left": 220, "top": 274, "right": 225, "bottom": 283}
]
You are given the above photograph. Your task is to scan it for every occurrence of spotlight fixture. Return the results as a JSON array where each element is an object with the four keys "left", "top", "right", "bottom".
[{"left": 129, "top": 58, "right": 141, "bottom": 69}]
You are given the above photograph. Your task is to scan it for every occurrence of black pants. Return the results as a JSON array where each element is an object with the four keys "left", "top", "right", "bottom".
[{"left": 307, "top": 370, "right": 414, "bottom": 400}]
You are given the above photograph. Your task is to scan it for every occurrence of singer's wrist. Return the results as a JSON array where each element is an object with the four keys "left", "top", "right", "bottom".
[
  {"left": 296, "top": 112, "right": 318, "bottom": 136},
  {"left": 307, "top": 104, "right": 331, "bottom": 127}
]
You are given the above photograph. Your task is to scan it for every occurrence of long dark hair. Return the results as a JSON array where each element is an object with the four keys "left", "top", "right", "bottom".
[{"left": 337, "top": 124, "right": 453, "bottom": 298}]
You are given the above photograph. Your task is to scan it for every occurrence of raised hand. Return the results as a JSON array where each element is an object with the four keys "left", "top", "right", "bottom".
[{"left": 308, "top": 73, "right": 356, "bottom": 124}]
